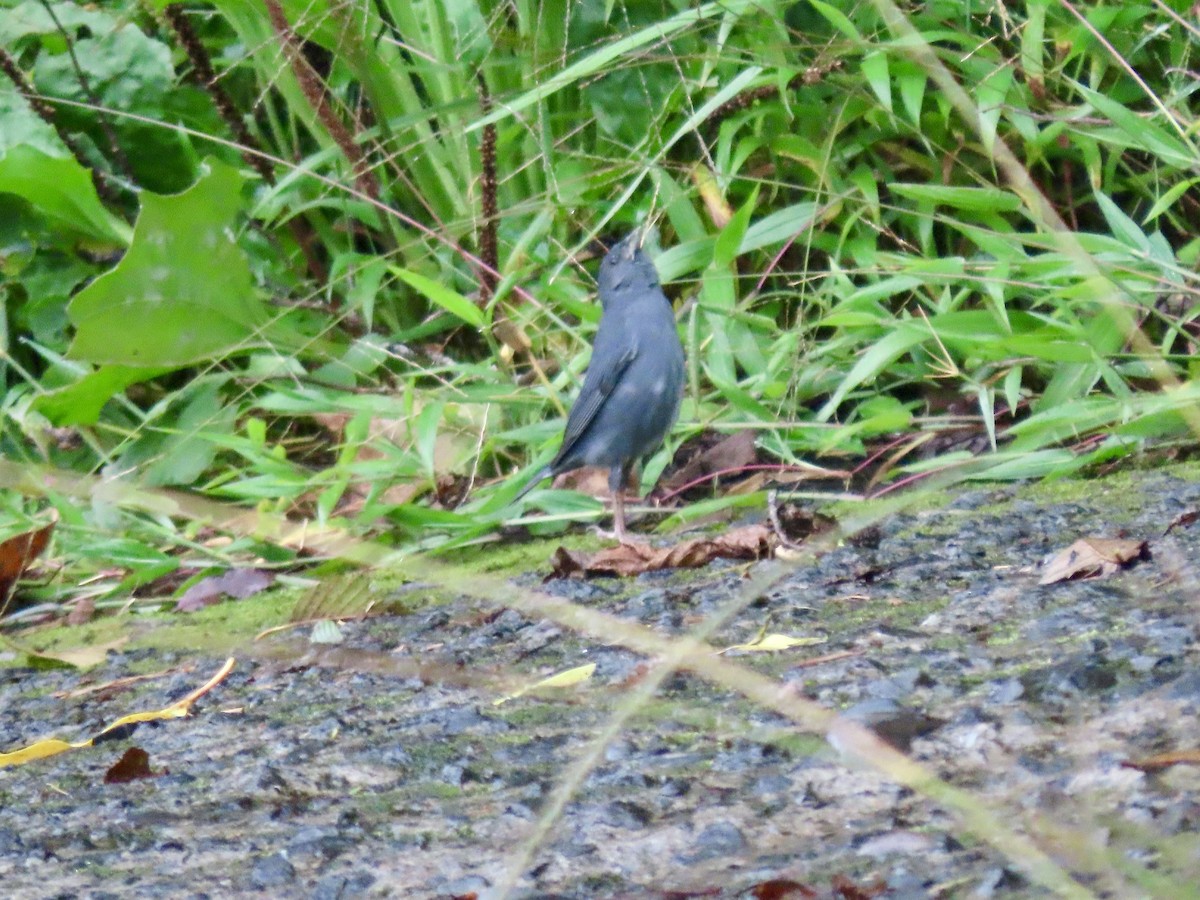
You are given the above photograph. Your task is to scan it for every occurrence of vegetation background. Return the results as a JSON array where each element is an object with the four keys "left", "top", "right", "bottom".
[
  {"left": 2, "top": 0, "right": 1198, "bottom": 579},
  {"left": 3, "top": 1, "right": 1200, "bottom": 894}
]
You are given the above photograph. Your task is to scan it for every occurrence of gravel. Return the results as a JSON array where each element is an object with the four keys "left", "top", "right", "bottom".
[{"left": 3, "top": 466, "right": 1200, "bottom": 897}]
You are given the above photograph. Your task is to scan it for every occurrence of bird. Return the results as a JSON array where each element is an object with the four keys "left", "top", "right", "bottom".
[{"left": 514, "top": 229, "right": 685, "bottom": 543}]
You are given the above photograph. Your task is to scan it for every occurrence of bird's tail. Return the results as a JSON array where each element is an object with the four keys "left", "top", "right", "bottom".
[{"left": 510, "top": 465, "right": 553, "bottom": 505}]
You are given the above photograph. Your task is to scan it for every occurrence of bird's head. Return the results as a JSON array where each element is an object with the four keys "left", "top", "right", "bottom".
[{"left": 597, "top": 228, "right": 660, "bottom": 304}]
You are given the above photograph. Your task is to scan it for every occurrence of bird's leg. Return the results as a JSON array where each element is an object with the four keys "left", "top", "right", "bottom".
[
  {"left": 602, "top": 464, "right": 643, "bottom": 545},
  {"left": 612, "top": 487, "right": 628, "bottom": 544}
]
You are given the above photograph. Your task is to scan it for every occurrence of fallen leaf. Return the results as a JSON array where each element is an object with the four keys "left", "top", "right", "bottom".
[
  {"left": 54, "top": 664, "right": 193, "bottom": 700},
  {"left": 32, "top": 636, "right": 130, "bottom": 670},
  {"left": 750, "top": 879, "right": 818, "bottom": 899},
  {"left": 548, "top": 466, "right": 615, "bottom": 497},
  {"left": 0, "top": 658, "right": 234, "bottom": 769},
  {"left": 493, "top": 662, "right": 596, "bottom": 706},
  {"left": 66, "top": 597, "right": 96, "bottom": 627},
  {"left": 772, "top": 504, "right": 837, "bottom": 545},
  {"left": 549, "top": 524, "right": 775, "bottom": 578},
  {"left": 1121, "top": 749, "right": 1200, "bottom": 773},
  {"left": 788, "top": 649, "right": 862, "bottom": 669},
  {"left": 0, "top": 512, "right": 57, "bottom": 612},
  {"left": 104, "top": 747, "right": 163, "bottom": 783},
  {"left": 434, "top": 473, "right": 471, "bottom": 509},
  {"left": 310, "top": 620, "right": 344, "bottom": 645},
  {"left": 725, "top": 466, "right": 848, "bottom": 497},
  {"left": 1039, "top": 538, "right": 1148, "bottom": 585},
  {"left": 659, "top": 428, "right": 759, "bottom": 497},
  {"left": 830, "top": 873, "right": 889, "bottom": 899},
  {"left": 289, "top": 572, "right": 375, "bottom": 626},
  {"left": 176, "top": 568, "right": 274, "bottom": 611},
  {"left": 720, "top": 633, "right": 825, "bottom": 654},
  {"left": 1164, "top": 510, "right": 1199, "bottom": 535},
  {"left": 492, "top": 316, "right": 531, "bottom": 355}
]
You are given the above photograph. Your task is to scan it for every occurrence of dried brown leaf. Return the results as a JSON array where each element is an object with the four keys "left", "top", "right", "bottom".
[
  {"left": 0, "top": 513, "right": 57, "bottom": 610},
  {"left": 830, "top": 873, "right": 889, "bottom": 899},
  {"left": 659, "top": 429, "right": 758, "bottom": 496},
  {"left": 772, "top": 503, "right": 837, "bottom": 546},
  {"left": 1121, "top": 749, "right": 1200, "bottom": 773},
  {"left": 548, "top": 524, "right": 775, "bottom": 579},
  {"left": 66, "top": 597, "right": 96, "bottom": 627},
  {"left": 1039, "top": 538, "right": 1148, "bottom": 585},
  {"left": 104, "top": 746, "right": 162, "bottom": 784},
  {"left": 1164, "top": 510, "right": 1199, "bottom": 535},
  {"left": 750, "top": 879, "right": 818, "bottom": 900},
  {"left": 176, "top": 568, "right": 274, "bottom": 612}
]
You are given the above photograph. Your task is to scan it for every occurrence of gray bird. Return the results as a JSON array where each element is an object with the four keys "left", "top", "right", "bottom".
[{"left": 515, "top": 230, "right": 685, "bottom": 542}]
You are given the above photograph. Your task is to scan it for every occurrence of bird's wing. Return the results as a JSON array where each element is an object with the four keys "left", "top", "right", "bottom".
[{"left": 551, "top": 342, "right": 638, "bottom": 467}]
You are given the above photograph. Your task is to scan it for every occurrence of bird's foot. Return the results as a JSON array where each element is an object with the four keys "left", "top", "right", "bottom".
[{"left": 594, "top": 525, "right": 648, "bottom": 547}]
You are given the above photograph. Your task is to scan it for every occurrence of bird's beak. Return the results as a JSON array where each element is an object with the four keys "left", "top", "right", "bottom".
[
  {"left": 630, "top": 214, "right": 661, "bottom": 256},
  {"left": 618, "top": 229, "right": 641, "bottom": 262}
]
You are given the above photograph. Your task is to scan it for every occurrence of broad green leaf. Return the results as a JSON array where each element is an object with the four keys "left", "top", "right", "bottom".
[
  {"left": 972, "top": 450, "right": 1078, "bottom": 480},
  {"left": 1008, "top": 395, "right": 1128, "bottom": 450},
  {"left": 67, "top": 159, "right": 268, "bottom": 366},
  {"left": 0, "top": 87, "right": 64, "bottom": 157},
  {"left": 1003, "top": 365, "right": 1024, "bottom": 415},
  {"left": 709, "top": 376, "right": 777, "bottom": 421},
  {"left": 856, "top": 394, "right": 913, "bottom": 434},
  {"left": 34, "top": 365, "right": 171, "bottom": 426},
  {"left": 704, "top": 311, "right": 738, "bottom": 384},
  {"left": 655, "top": 168, "right": 708, "bottom": 243},
  {"left": 0, "top": 147, "right": 131, "bottom": 245},
  {"left": 415, "top": 402, "right": 445, "bottom": 475},
  {"left": 840, "top": 275, "right": 923, "bottom": 306},
  {"left": 742, "top": 202, "right": 821, "bottom": 252},
  {"left": 140, "top": 381, "right": 235, "bottom": 487},
  {"left": 1021, "top": 0, "right": 1048, "bottom": 86},
  {"left": 655, "top": 203, "right": 818, "bottom": 283},
  {"left": 659, "top": 66, "right": 764, "bottom": 157}
]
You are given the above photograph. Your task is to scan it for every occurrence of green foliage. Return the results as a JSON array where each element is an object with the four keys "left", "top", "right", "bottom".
[
  {"left": 0, "top": 0, "right": 1199, "bottom": 561},
  {"left": 0, "top": 147, "right": 130, "bottom": 244},
  {"left": 65, "top": 159, "right": 265, "bottom": 367}
]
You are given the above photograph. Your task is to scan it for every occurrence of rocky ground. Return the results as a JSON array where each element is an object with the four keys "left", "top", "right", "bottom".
[{"left": 2, "top": 464, "right": 1200, "bottom": 898}]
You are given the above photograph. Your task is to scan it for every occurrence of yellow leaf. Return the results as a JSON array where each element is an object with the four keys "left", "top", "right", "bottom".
[
  {"left": 0, "top": 658, "right": 235, "bottom": 769},
  {"left": 493, "top": 663, "right": 596, "bottom": 706},
  {"left": 719, "top": 633, "right": 825, "bottom": 654},
  {"left": 0, "top": 738, "right": 83, "bottom": 768}
]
